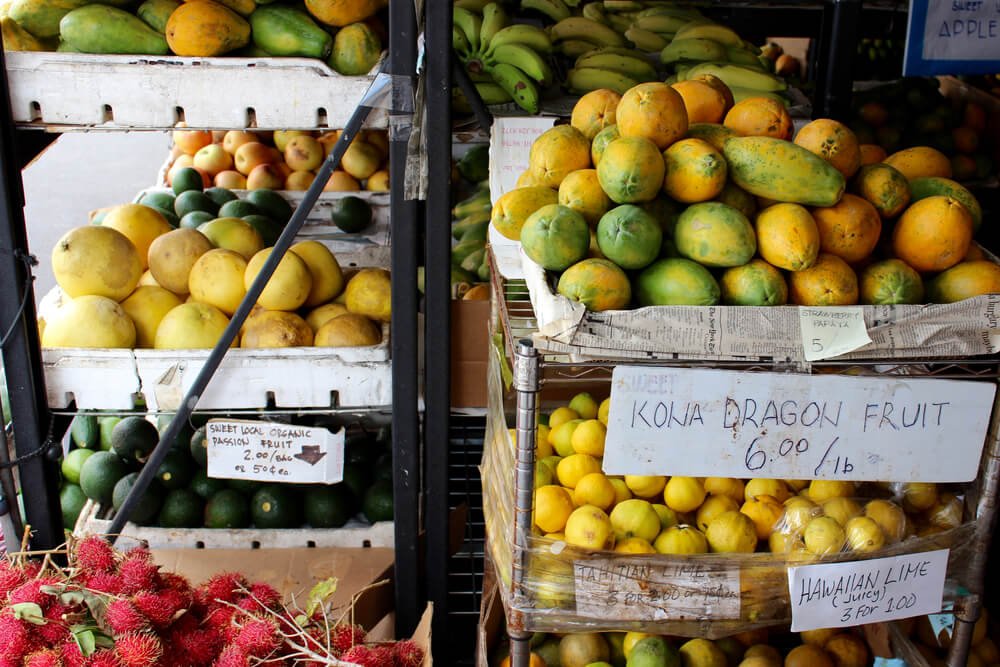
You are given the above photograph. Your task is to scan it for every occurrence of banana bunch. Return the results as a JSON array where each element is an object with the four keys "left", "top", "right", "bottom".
[
  {"left": 565, "top": 46, "right": 658, "bottom": 94},
  {"left": 453, "top": 2, "right": 554, "bottom": 114},
  {"left": 451, "top": 183, "right": 491, "bottom": 282}
]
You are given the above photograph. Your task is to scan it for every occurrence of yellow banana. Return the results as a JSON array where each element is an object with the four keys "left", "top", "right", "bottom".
[
  {"left": 576, "top": 52, "right": 656, "bottom": 81},
  {"left": 660, "top": 38, "right": 727, "bottom": 64},
  {"left": 726, "top": 46, "right": 767, "bottom": 69},
  {"left": 489, "top": 62, "right": 540, "bottom": 113},
  {"left": 454, "top": 7, "right": 483, "bottom": 54},
  {"left": 551, "top": 17, "right": 625, "bottom": 47},
  {"left": 488, "top": 42, "right": 553, "bottom": 86},
  {"left": 479, "top": 2, "right": 507, "bottom": 49},
  {"left": 624, "top": 26, "right": 667, "bottom": 52},
  {"left": 581, "top": 2, "right": 607, "bottom": 24},
  {"left": 521, "top": 0, "right": 571, "bottom": 22},
  {"left": 675, "top": 22, "right": 743, "bottom": 47},
  {"left": 567, "top": 66, "right": 640, "bottom": 95},
  {"left": 485, "top": 24, "right": 552, "bottom": 54},
  {"left": 685, "top": 62, "right": 787, "bottom": 92},
  {"left": 633, "top": 14, "right": 689, "bottom": 33},
  {"left": 605, "top": 13, "right": 632, "bottom": 33}
]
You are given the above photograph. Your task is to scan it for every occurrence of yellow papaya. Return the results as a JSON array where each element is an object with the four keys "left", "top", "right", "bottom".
[
  {"left": 165, "top": 0, "right": 249, "bottom": 56},
  {"left": 185, "top": 0, "right": 253, "bottom": 17},
  {"left": 1, "top": 15, "right": 45, "bottom": 49},
  {"left": 328, "top": 20, "right": 380, "bottom": 75},
  {"left": 303, "top": 0, "right": 384, "bottom": 28}
]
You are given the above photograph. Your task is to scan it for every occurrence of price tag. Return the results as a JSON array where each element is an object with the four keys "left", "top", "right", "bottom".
[
  {"left": 799, "top": 307, "right": 871, "bottom": 361},
  {"left": 788, "top": 549, "right": 948, "bottom": 632},
  {"left": 904, "top": 1, "right": 1000, "bottom": 75},
  {"left": 207, "top": 419, "right": 344, "bottom": 484},
  {"left": 574, "top": 558, "right": 740, "bottom": 621},
  {"left": 603, "top": 366, "right": 996, "bottom": 481}
]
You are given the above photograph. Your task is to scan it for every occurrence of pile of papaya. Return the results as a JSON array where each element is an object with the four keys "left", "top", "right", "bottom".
[
  {"left": 0, "top": 0, "right": 385, "bottom": 74},
  {"left": 491, "top": 80, "right": 998, "bottom": 311}
]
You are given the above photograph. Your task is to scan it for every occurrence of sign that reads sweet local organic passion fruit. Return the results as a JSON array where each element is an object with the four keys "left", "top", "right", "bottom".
[
  {"left": 603, "top": 367, "right": 996, "bottom": 482},
  {"left": 207, "top": 419, "right": 344, "bottom": 484}
]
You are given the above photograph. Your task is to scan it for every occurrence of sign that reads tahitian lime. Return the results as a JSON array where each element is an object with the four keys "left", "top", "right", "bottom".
[
  {"left": 207, "top": 419, "right": 344, "bottom": 484},
  {"left": 904, "top": 0, "right": 1000, "bottom": 75}
]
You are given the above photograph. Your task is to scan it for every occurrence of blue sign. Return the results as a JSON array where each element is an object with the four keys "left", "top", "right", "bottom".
[{"left": 904, "top": 0, "right": 1000, "bottom": 75}]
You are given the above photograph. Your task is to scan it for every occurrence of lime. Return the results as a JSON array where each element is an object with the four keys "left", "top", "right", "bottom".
[
  {"left": 79, "top": 451, "right": 129, "bottom": 505},
  {"left": 61, "top": 448, "right": 95, "bottom": 485},
  {"left": 158, "top": 488, "right": 203, "bottom": 528},
  {"left": 329, "top": 196, "right": 372, "bottom": 233},
  {"left": 112, "top": 472, "right": 163, "bottom": 526},
  {"left": 171, "top": 167, "right": 204, "bottom": 195},
  {"left": 205, "top": 488, "right": 251, "bottom": 528},
  {"left": 60, "top": 483, "right": 88, "bottom": 530}
]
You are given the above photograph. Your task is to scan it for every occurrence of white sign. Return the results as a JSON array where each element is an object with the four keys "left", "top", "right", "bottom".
[
  {"left": 603, "top": 366, "right": 996, "bottom": 482},
  {"left": 574, "top": 557, "right": 740, "bottom": 621},
  {"left": 904, "top": 0, "right": 1000, "bottom": 75},
  {"left": 788, "top": 549, "right": 949, "bottom": 631},
  {"left": 799, "top": 307, "right": 872, "bottom": 361},
  {"left": 207, "top": 419, "right": 344, "bottom": 484}
]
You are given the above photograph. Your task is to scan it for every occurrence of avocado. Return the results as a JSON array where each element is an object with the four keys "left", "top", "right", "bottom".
[
  {"left": 205, "top": 488, "right": 251, "bottom": 528},
  {"left": 190, "top": 469, "right": 227, "bottom": 499},
  {"left": 79, "top": 451, "right": 130, "bottom": 506},
  {"left": 158, "top": 488, "right": 203, "bottom": 528},
  {"left": 251, "top": 484, "right": 301, "bottom": 528},
  {"left": 328, "top": 195, "right": 372, "bottom": 233},
  {"left": 112, "top": 472, "right": 163, "bottom": 525},
  {"left": 155, "top": 451, "right": 194, "bottom": 490},
  {"left": 303, "top": 483, "right": 354, "bottom": 528},
  {"left": 172, "top": 167, "right": 205, "bottom": 195},
  {"left": 174, "top": 190, "right": 220, "bottom": 218},
  {"left": 110, "top": 416, "right": 159, "bottom": 466},
  {"left": 362, "top": 479, "right": 393, "bottom": 523}
]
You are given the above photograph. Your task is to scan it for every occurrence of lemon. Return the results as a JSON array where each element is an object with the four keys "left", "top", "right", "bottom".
[
  {"left": 343, "top": 267, "right": 391, "bottom": 322},
  {"left": 740, "top": 495, "right": 784, "bottom": 539},
  {"left": 744, "top": 478, "right": 790, "bottom": 503},
  {"left": 705, "top": 511, "right": 757, "bottom": 553},
  {"left": 539, "top": 455, "right": 562, "bottom": 477},
  {"left": 543, "top": 531, "right": 565, "bottom": 540},
  {"left": 556, "top": 454, "right": 602, "bottom": 489},
  {"left": 564, "top": 504, "right": 614, "bottom": 550},
  {"left": 864, "top": 499, "right": 908, "bottom": 542},
  {"left": 625, "top": 475, "right": 666, "bottom": 498},
  {"left": 807, "top": 480, "right": 856, "bottom": 503},
  {"left": 652, "top": 503, "right": 679, "bottom": 531},
  {"left": 654, "top": 525, "right": 708, "bottom": 554},
  {"left": 845, "top": 516, "right": 885, "bottom": 553},
  {"left": 679, "top": 638, "right": 727, "bottom": 667},
  {"left": 803, "top": 516, "right": 846, "bottom": 555},
  {"left": 787, "top": 479, "right": 810, "bottom": 491},
  {"left": 902, "top": 482, "right": 938, "bottom": 512},
  {"left": 745, "top": 644, "right": 783, "bottom": 662},
  {"left": 571, "top": 419, "right": 607, "bottom": 457},
  {"left": 927, "top": 493, "right": 962, "bottom": 530},
  {"left": 623, "top": 632, "right": 656, "bottom": 659},
  {"left": 549, "top": 406, "right": 580, "bottom": 430},
  {"left": 573, "top": 472, "right": 616, "bottom": 510},
  {"left": 704, "top": 477, "right": 745, "bottom": 503},
  {"left": 608, "top": 478, "right": 632, "bottom": 505},
  {"left": 536, "top": 424, "right": 553, "bottom": 458},
  {"left": 568, "top": 392, "right": 599, "bottom": 419},
  {"left": 738, "top": 654, "right": 781, "bottom": 667},
  {"left": 821, "top": 497, "right": 862, "bottom": 527},
  {"left": 614, "top": 537, "right": 655, "bottom": 554},
  {"left": 663, "top": 476, "right": 706, "bottom": 513},
  {"left": 799, "top": 628, "right": 838, "bottom": 646},
  {"left": 695, "top": 495, "right": 739, "bottom": 533},
  {"left": 598, "top": 397, "right": 611, "bottom": 425},
  {"left": 768, "top": 531, "right": 804, "bottom": 554},
  {"left": 549, "top": 419, "right": 584, "bottom": 457},
  {"left": 824, "top": 634, "right": 869, "bottom": 667},
  {"left": 534, "top": 485, "right": 575, "bottom": 533},
  {"left": 608, "top": 499, "right": 661, "bottom": 542},
  {"left": 534, "top": 462, "right": 554, "bottom": 489},
  {"left": 782, "top": 496, "right": 819, "bottom": 533}
]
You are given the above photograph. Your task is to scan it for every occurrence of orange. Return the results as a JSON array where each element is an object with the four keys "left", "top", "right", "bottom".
[
  {"left": 570, "top": 88, "right": 622, "bottom": 140},
  {"left": 927, "top": 261, "right": 1000, "bottom": 303},
  {"left": 892, "top": 196, "right": 972, "bottom": 272},
  {"left": 794, "top": 119, "right": 861, "bottom": 178},
  {"left": 616, "top": 82, "right": 688, "bottom": 150},
  {"left": 788, "top": 253, "right": 859, "bottom": 306},
  {"left": 724, "top": 97, "right": 792, "bottom": 140},
  {"left": 662, "top": 138, "right": 727, "bottom": 203},
  {"left": 811, "top": 193, "right": 881, "bottom": 264},
  {"left": 500, "top": 654, "right": 545, "bottom": 667},
  {"left": 671, "top": 79, "right": 728, "bottom": 124},
  {"left": 858, "top": 143, "right": 887, "bottom": 166}
]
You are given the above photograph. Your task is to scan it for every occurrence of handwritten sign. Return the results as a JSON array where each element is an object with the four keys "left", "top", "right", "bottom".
[
  {"left": 788, "top": 549, "right": 949, "bottom": 631},
  {"left": 799, "top": 307, "right": 872, "bottom": 361},
  {"left": 904, "top": 0, "right": 1000, "bottom": 75},
  {"left": 603, "top": 366, "right": 996, "bottom": 481},
  {"left": 574, "top": 558, "right": 740, "bottom": 621},
  {"left": 207, "top": 419, "right": 344, "bottom": 484}
]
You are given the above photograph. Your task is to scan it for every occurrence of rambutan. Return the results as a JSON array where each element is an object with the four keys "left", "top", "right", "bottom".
[
  {"left": 199, "top": 574, "right": 247, "bottom": 606},
  {"left": 24, "top": 649, "right": 63, "bottom": 667},
  {"left": 113, "top": 633, "right": 163, "bottom": 667},
  {"left": 247, "top": 583, "right": 281, "bottom": 610},
  {"left": 117, "top": 557, "right": 160, "bottom": 596},
  {"left": 157, "top": 573, "right": 192, "bottom": 597},
  {"left": 84, "top": 573, "right": 124, "bottom": 596},
  {"left": 0, "top": 611, "right": 32, "bottom": 660},
  {"left": 339, "top": 645, "right": 382, "bottom": 667},
  {"left": 60, "top": 641, "right": 85, "bottom": 667},
  {"left": 174, "top": 628, "right": 221, "bottom": 666},
  {"left": 212, "top": 646, "right": 249, "bottom": 667},
  {"left": 73, "top": 537, "right": 117, "bottom": 576},
  {"left": 85, "top": 649, "right": 122, "bottom": 667},
  {"left": 328, "top": 624, "right": 366, "bottom": 656},
  {"left": 232, "top": 617, "right": 281, "bottom": 658},
  {"left": 0, "top": 658, "right": 20, "bottom": 667},
  {"left": 0, "top": 560, "right": 25, "bottom": 598},
  {"left": 392, "top": 639, "right": 424, "bottom": 667},
  {"left": 204, "top": 607, "right": 236, "bottom": 636},
  {"left": 132, "top": 590, "right": 187, "bottom": 628},
  {"left": 105, "top": 599, "right": 149, "bottom": 635},
  {"left": 8, "top": 579, "right": 51, "bottom": 607}
]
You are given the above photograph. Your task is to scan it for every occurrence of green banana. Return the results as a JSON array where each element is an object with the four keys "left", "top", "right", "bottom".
[
  {"left": 489, "top": 62, "right": 540, "bottom": 113},
  {"left": 741, "top": 39, "right": 762, "bottom": 54},
  {"left": 521, "top": 0, "right": 571, "bottom": 22},
  {"left": 559, "top": 39, "right": 598, "bottom": 58},
  {"left": 453, "top": 213, "right": 491, "bottom": 240},
  {"left": 636, "top": 6, "right": 705, "bottom": 21},
  {"left": 686, "top": 62, "right": 787, "bottom": 92},
  {"left": 453, "top": 27, "right": 471, "bottom": 56},
  {"left": 454, "top": 7, "right": 483, "bottom": 54},
  {"left": 605, "top": 13, "right": 632, "bottom": 33},
  {"left": 576, "top": 52, "right": 657, "bottom": 81},
  {"left": 453, "top": 192, "right": 491, "bottom": 218},
  {"left": 473, "top": 82, "right": 514, "bottom": 105},
  {"left": 660, "top": 37, "right": 727, "bottom": 64},
  {"left": 624, "top": 26, "right": 668, "bottom": 52},
  {"left": 551, "top": 17, "right": 625, "bottom": 47},
  {"left": 575, "top": 45, "right": 646, "bottom": 63},
  {"left": 460, "top": 221, "right": 490, "bottom": 243},
  {"left": 488, "top": 42, "right": 553, "bottom": 86},
  {"left": 674, "top": 22, "right": 743, "bottom": 47},
  {"left": 452, "top": 238, "right": 485, "bottom": 266},
  {"left": 460, "top": 247, "right": 487, "bottom": 273},
  {"left": 480, "top": 2, "right": 507, "bottom": 49},
  {"left": 581, "top": 2, "right": 607, "bottom": 24},
  {"left": 567, "top": 66, "right": 640, "bottom": 95},
  {"left": 633, "top": 14, "right": 689, "bottom": 33},
  {"left": 725, "top": 46, "right": 767, "bottom": 69},
  {"left": 485, "top": 24, "right": 552, "bottom": 54},
  {"left": 602, "top": 0, "right": 642, "bottom": 11},
  {"left": 729, "top": 86, "right": 790, "bottom": 106}
]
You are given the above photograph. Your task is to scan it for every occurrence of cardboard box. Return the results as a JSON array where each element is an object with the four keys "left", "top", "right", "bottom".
[{"left": 451, "top": 299, "right": 490, "bottom": 408}]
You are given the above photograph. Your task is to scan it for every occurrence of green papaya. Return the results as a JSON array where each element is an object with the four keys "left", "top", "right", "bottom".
[
  {"left": 136, "top": 0, "right": 178, "bottom": 33},
  {"left": 9, "top": 0, "right": 89, "bottom": 39},
  {"left": 249, "top": 5, "right": 331, "bottom": 59},
  {"left": 328, "top": 20, "right": 380, "bottom": 75},
  {"left": 60, "top": 4, "right": 168, "bottom": 53}
]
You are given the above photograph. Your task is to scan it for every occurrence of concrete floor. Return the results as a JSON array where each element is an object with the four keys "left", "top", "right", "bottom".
[{"left": 22, "top": 131, "right": 170, "bottom": 298}]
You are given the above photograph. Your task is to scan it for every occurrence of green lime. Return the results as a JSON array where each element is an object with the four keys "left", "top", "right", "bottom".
[
  {"left": 218, "top": 199, "right": 261, "bottom": 219},
  {"left": 245, "top": 189, "right": 293, "bottom": 224},
  {"left": 172, "top": 167, "right": 205, "bottom": 195},
  {"left": 98, "top": 416, "right": 121, "bottom": 451},
  {"left": 329, "top": 196, "right": 372, "bottom": 233},
  {"left": 70, "top": 413, "right": 100, "bottom": 449},
  {"left": 204, "top": 187, "right": 238, "bottom": 207},
  {"left": 174, "top": 190, "right": 219, "bottom": 219},
  {"left": 180, "top": 210, "right": 215, "bottom": 229},
  {"left": 242, "top": 214, "right": 282, "bottom": 246},
  {"left": 61, "top": 448, "right": 95, "bottom": 485},
  {"left": 60, "top": 483, "right": 88, "bottom": 530},
  {"left": 140, "top": 191, "right": 176, "bottom": 212},
  {"left": 79, "top": 451, "right": 129, "bottom": 506}
]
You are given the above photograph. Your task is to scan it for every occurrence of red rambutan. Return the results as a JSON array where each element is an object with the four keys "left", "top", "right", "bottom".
[
  {"left": 232, "top": 617, "right": 281, "bottom": 658},
  {"left": 113, "top": 633, "right": 163, "bottom": 667},
  {"left": 157, "top": 573, "right": 192, "bottom": 597},
  {"left": 8, "top": 579, "right": 50, "bottom": 607},
  {"left": 84, "top": 648, "right": 122, "bottom": 667},
  {"left": 328, "top": 624, "right": 366, "bottom": 656},
  {"left": 392, "top": 639, "right": 424, "bottom": 667},
  {"left": 60, "top": 641, "right": 85, "bottom": 667},
  {"left": 174, "top": 628, "right": 221, "bottom": 666},
  {"left": 0, "top": 560, "right": 25, "bottom": 598},
  {"left": 105, "top": 599, "right": 149, "bottom": 635},
  {"left": 84, "top": 573, "right": 124, "bottom": 596},
  {"left": 0, "top": 611, "right": 32, "bottom": 660},
  {"left": 339, "top": 645, "right": 383, "bottom": 667},
  {"left": 204, "top": 607, "right": 236, "bottom": 636},
  {"left": 199, "top": 574, "right": 247, "bottom": 606},
  {"left": 132, "top": 590, "right": 187, "bottom": 628},
  {"left": 212, "top": 646, "right": 249, "bottom": 667},
  {"left": 24, "top": 648, "right": 63, "bottom": 667},
  {"left": 73, "top": 537, "right": 117, "bottom": 576},
  {"left": 0, "top": 658, "right": 19, "bottom": 667},
  {"left": 117, "top": 558, "right": 160, "bottom": 596},
  {"left": 247, "top": 583, "right": 281, "bottom": 610}
]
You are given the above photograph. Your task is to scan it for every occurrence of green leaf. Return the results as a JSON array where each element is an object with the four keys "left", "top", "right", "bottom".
[
  {"left": 58, "top": 590, "right": 88, "bottom": 606},
  {"left": 11, "top": 602, "right": 45, "bottom": 625},
  {"left": 94, "top": 633, "right": 115, "bottom": 649},
  {"left": 73, "top": 629, "right": 96, "bottom": 656},
  {"left": 304, "top": 577, "right": 338, "bottom": 619}
]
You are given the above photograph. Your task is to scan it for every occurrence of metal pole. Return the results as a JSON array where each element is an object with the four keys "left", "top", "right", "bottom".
[
  {"left": 815, "top": 0, "right": 860, "bottom": 120},
  {"left": 510, "top": 339, "right": 539, "bottom": 667}
]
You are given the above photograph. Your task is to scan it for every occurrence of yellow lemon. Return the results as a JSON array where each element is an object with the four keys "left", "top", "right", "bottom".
[
  {"left": 704, "top": 477, "right": 745, "bottom": 503},
  {"left": 568, "top": 392, "right": 599, "bottom": 419},
  {"left": 543, "top": 531, "right": 565, "bottom": 540},
  {"left": 821, "top": 497, "right": 862, "bottom": 527},
  {"left": 783, "top": 496, "right": 819, "bottom": 533},
  {"left": 598, "top": 397, "right": 611, "bottom": 425},
  {"left": 654, "top": 525, "right": 708, "bottom": 554},
  {"left": 787, "top": 479, "right": 810, "bottom": 491},
  {"left": 571, "top": 419, "right": 607, "bottom": 457},
  {"left": 804, "top": 516, "right": 846, "bottom": 555},
  {"left": 664, "top": 476, "right": 706, "bottom": 513},
  {"left": 609, "top": 499, "right": 661, "bottom": 542},
  {"left": 745, "top": 478, "right": 791, "bottom": 503},
  {"left": 706, "top": 511, "right": 757, "bottom": 553},
  {"left": 652, "top": 503, "right": 679, "bottom": 531},
  {"left": 534, "top": 485, "right": 575, "bottom": 533},
  {"left": 549, "top": 419, "right": 584, "bottom": 457},
  {"left": 534, "top": 462, "right": 554, "bottom": 489},
  {"left": 624, "top": 633, "right": 657, "bottom": 659},
  {"left": 799, "top": 628, "right": 838, "bottom": 646},
  {"left": 549, "top": 406, "right": 580, "bottom": 430},
  {"left": 573, "top": 473, "right": 616, "bottom": 510},
  {"left": 536, "top": 424, "right": 553, "bottom": 458},
  {"left": 614, "top": 537, "right": 656, "bottom": 554},
  {"left": 768, "top": 530, "right": 805, "bottom": 554},
  {"left": 556, "top": 454, "right": 602, "bottom": 489},
  {"left": 745, "top": 644, "right": 783, "bottom": 662},
  {"left": 695, "top": 494, "right": 739, "bottom": 533},
  {"left": 609, "top": 478, "right": 633, "bottom": 506},
  {"left": 625, "top": 475, "right": 667, "bottom": 498},
  {"left": 564, "top": 504, "right": 614, "bottom": 550},
  {"left": 807, "top": 480, "right": 857, "bottom": 503},
  {"left": 845, "top": 516, "right": 885, "bottom": 553},
  {"left": 741, "top": 495, "right": 784, "bottom": 539},
  {"left": 679, "top": 638, "right": 727, "bottom": 667},
  {"left": 864, "top": 499, "right": 908, "bottom": 542},
  {"left": 902, "top": 482, "right": 938, "bottom": 512}
]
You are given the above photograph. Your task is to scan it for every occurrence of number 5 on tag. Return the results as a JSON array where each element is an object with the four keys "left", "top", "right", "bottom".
[{"left": 799, "top": 307, "right": 872, "bottom": 361}]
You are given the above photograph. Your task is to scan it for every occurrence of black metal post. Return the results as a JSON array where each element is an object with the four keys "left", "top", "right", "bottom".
[
  {"left": 425, "top": 0, "right": 452, "bottom": 659},
  {"left": 814, "top": 0, "right": 861, "bottom": 120},
  {"left": 388, "top": 0, "right": 422, "bottom": 638},
  {"left": 0, "top": 47, "right": 60, "bottom": 550}
]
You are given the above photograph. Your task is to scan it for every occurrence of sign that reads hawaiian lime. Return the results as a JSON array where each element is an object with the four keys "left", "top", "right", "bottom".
[
  {"left": 207, "top": 419, "right": 344, "bottom": 484},
  {"left": 904, "top": 0, "right": 1000, "bottom": 75}
]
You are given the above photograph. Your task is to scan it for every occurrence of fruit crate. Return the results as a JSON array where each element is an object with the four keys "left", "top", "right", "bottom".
[
  {"left": 74, "top": 498, "right": 394, "bottom": 549},
  {"left": 4, "top": 52, "right": 390, "bottom": 130}
]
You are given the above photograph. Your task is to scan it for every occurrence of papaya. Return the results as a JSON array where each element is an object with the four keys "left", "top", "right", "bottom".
[
  {"left": 137, "top": 0, "right": 179, "bottom": 32},
  {"left": 328, "top": 20, "right": 380, "bottom": 75},
  {"left": 303, "top": 0, "right": 384, "bottom": 28},
  {"left": 60, "top": 5, "right": 169, "bottom": 54},
  {"left": 9, "top": 0, "right": 89, "bottom": 38},
  {"left": 1, "top": 15, "right": 45, "bottom": 49},
  {"left": 909, "top": 176, "right": 982, "bottom": 231},
  {"left": 165, "top": 0, "right": 249, "bottom": 56},
  {"left": 673, "top": 201, "right": 756, "bottom": 268},
  {"left": 249, "top": 5, "right": 331, "bottom": 59},
  {"left": 723, "top": 136, "right": 846, "bottom": 207},
  {"left": 190, "top": 0, "right": 254, "bottom": 17},
  {"left": 686, "top": 122, "right": 737, "bottom": 153}
]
